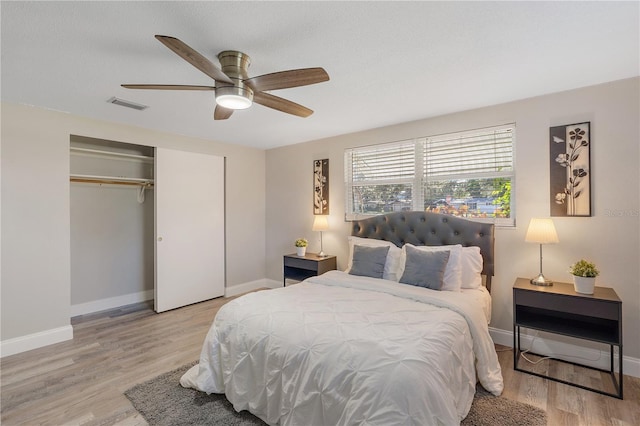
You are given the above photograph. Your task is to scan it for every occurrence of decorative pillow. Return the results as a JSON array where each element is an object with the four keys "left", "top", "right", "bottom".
[
  {"left": 398, "top": 244, "right": 463, "bottom": 292},
  {"left": 399, "top": 245, "right": 450, "bottom": 290},
  {"left": 348, "top": 245, "right": 390, "bottom": 279},
  {"left": 460, "top": 246, "right": 483, "bottom": 289},
  {"left": 346, "top": 236, "right": 403, "bottom": 281}
]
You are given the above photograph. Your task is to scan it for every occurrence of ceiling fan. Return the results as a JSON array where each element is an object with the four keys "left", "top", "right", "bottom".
[{"left": 122, "top": 35, "right": 330, "bottom": 120}]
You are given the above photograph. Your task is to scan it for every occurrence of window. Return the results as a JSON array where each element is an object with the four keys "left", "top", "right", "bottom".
[{"left": 344, "top": 124, "right": 515, "bottom": 226}]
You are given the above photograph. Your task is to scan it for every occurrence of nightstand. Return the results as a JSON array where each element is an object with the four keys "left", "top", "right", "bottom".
[
  {"left": 283, "top": 253, "right": 337, "bottom": 286},
  {"left": 513, "top": 277, "right": 623, "bottom": 399}
]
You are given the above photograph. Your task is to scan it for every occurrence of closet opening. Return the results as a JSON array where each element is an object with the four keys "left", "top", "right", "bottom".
[{"left": 70, "top": 135, "right": 155, "bottom": 317}]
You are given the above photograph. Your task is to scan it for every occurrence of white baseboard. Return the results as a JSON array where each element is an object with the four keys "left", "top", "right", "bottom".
[
  {"left": 264, "top": 279, "right": 282, "bottom": 289},
  {"left": 489, "top": 326, "right": 640, "bottom": 379},
  {"left": 70, "top": 289, "right": 154, "bottom": 317},
  {"left": 71, "top": 280, "right": 284, "bottom": 315},
  {"left": 2, "top": 281, "right": 278, "bottom": 358},
  {"left": 71, "top": 280, "right": 284, "bottom": 316},
  {"left": 1, "top": 325, "right": 73, "bottom": 358},
  {"left": 224, "top": 279, "right": 281, "bottom": 298}
]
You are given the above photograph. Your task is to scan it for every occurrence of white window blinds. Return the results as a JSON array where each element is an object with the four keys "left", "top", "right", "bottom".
[
  {"left": 348, "top": 140, "right": 416, "bottom": 184},
  {"left": 425, "top": 126, "right": 513, "bottom": 179}
]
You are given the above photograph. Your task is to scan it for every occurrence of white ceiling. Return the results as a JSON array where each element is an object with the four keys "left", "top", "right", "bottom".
[{"left": 2, "top": 1, "right": 638, "bottom": 149}]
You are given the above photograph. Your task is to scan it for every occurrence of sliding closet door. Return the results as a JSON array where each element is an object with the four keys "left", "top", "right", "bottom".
[{"left": 154, "top": 148, "right": 225, "bottom": 313}]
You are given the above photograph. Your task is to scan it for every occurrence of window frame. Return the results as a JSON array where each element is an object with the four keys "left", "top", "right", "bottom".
[{"left": 344, "top": 124, "right": 516, "bottom": 226}]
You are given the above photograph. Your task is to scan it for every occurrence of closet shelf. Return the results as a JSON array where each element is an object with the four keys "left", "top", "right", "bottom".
[
  {"left": 70, "top": 147, "right": 154, "bottom": 163},
  {"left": 70, "top": 174, "right": 154, "bottom": 187}
]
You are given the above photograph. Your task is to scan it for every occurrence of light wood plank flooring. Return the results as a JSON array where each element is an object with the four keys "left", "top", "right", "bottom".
[{"left": 2, "top": 295, "right": 639, "bottom": 425}]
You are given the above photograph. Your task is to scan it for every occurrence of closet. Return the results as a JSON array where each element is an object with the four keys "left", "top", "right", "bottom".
[{"left": 70, "top": 136, "right": 225, "bottom": 316}]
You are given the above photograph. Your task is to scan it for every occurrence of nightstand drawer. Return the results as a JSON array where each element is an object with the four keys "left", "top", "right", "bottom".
[
  {"left": 284, "top": 256, "right": 318, "bottom": 271},
  {"left": 514, "top": 290, "right": 619, "bottom": 321}
]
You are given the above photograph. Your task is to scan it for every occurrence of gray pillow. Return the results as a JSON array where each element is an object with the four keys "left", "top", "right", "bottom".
[
  {"left": 399, "top": 245, "right": 450, "bottom": 290},
  {"left": 349, "top": 245, "right": 390, "bottom": 279}
]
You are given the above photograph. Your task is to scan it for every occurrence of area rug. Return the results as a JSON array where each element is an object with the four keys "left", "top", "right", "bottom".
[{"left": 125, "top": 363, "right": 547, "bottom": 426}]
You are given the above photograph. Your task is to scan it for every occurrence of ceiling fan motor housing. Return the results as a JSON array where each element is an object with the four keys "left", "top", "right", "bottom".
[
  {"left": 216, "top": 50, "right": 253, "bottom": 108},
  {"left": 218, "top": 51, "right": 250, "bottom": 79}
]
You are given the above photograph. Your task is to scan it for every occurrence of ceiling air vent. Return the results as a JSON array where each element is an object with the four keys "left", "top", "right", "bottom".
[{"left": 107, "top": 97, "right": 148, "bottom": 111}]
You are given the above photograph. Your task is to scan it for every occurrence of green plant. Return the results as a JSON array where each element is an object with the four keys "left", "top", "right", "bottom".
[
  {"left": 569, "top": 259, "right": 599, "bottom": 277},
  {"left": 492, "top": 178, "right": 511, "bottom": 217},
  {"left": 295, "top": 238, "right": 308, "bottom": 248}
]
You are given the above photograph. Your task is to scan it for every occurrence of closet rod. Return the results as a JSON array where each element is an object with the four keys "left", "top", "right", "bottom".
[
  {"left": 70, "top": 178, "right": 154, "bottom": 187},
  {"left": 70, "top": 174, "right": 154, "bottom": 187}
]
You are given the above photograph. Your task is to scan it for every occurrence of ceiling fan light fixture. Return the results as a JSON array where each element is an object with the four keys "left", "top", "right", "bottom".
[{"left": 215, "top": 86, "right": 253, "bottom": 110}]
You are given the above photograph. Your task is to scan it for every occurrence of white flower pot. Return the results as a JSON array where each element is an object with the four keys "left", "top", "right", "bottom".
[
  {"left": 296, "top": 247, "right": 307, "bottom": 256},
  {"left": 573, "top": 276, "right": 596, "bottom": 294}
]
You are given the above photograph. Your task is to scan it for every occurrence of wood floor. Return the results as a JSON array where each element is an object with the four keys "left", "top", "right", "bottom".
[{"left": 1, "top": 295, "right": 639, "bottom": 426}]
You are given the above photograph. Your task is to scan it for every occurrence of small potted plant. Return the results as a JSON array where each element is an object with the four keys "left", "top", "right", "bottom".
[
  {"left": 569, "top": 259, "right": 599, "bottom": 294},
  {"left": 295, "top": 238, "right": 308, "bottom": 256}
]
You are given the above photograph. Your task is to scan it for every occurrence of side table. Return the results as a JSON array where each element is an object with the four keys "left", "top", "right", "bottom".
[
  {"left": 513, "top": 277, "right": 623, "bottom": 399},
  {"left": 283, "top": 253, "right": 337, "bottom": 286}
]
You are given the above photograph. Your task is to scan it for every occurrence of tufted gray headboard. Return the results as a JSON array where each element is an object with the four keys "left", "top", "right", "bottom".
[{"left": 351, "top": 211, "right": 495, "bottom": 292}]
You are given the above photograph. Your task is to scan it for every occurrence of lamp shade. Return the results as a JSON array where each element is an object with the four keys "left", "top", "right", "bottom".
[
  {"left": 312, "top": 215, "right": 329, "bottom": 231},
  {"left": 525, "top": 218, "right": 559, "bottom": 244}
]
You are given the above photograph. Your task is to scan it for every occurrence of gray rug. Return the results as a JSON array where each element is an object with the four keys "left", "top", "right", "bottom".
[{"left": 125, "top": 363, "right": 547, "bottom": 426}]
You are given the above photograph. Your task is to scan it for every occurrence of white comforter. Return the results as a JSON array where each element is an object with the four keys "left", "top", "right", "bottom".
[{"left": 181, "top": 271, "right": 503, "bottom": 425}]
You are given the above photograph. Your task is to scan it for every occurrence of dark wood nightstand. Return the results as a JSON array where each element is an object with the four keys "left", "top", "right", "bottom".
[
  {"left": 283, "top": 253, "right": 337, "bottom": 286},
  {"left": 513, "top": 277, "right": 623, "bottom": 399}
]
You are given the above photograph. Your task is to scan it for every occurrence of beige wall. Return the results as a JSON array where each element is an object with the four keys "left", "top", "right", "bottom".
[
  {"left": 2, "top": 78, "right": 638, "bottom": 362},
  {"left": 1, "top": 103, "right": 266, "bottom": 341},
  {"left": 266, "top": 77, "right": 640, "bottom": 359}
]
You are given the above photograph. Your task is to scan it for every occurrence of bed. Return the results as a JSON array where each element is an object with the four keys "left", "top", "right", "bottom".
[{"left": 181, "top": 211, "right": 504, "bottom": 425}]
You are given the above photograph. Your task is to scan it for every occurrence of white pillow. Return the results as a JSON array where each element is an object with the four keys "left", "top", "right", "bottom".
[
  {"left": 460, "top": 246, "right": 483, "bottom": 289},
  {"left": 346, "top": 236, "right": 403, "bottom": 281},
  {"left": 398, "top": 244, "right": 463, "bottom": 292}
]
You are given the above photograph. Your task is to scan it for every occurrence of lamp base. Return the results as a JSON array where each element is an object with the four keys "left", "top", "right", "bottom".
[
  {"left": 317, "top": 251, "right": 327, "bottom": 258},
  {"left": 530, "top": 273, "right": 553, "bottom": 286}
]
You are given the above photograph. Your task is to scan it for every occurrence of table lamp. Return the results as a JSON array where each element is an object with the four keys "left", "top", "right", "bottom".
[
  {"left": 312, "top": 215, "right": 329, "bottom": 257},
  {"left": 525, "top": 218, "right": 559, "bottom": 285}
]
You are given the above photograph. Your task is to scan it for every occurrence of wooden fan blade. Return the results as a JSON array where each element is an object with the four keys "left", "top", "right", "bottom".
[
  {"left": 214, "top": 105, "right": 234, "bottom": 120},
  {"left": 155, "top": 35, "right": 233, "bottom": 84},
  {"left": 121, "top": 84, "right": 215, "bottom": 90},
  {"left": 253, "top": 91, "right": 313, "bottom": 117},
  {"left": 245, "top": 68, "right": 329, "bottom": 92}
]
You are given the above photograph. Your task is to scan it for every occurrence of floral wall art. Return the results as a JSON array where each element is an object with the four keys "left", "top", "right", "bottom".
[
  {"left": 314, "top": 159, "right": 329, "bottom": 214},
  {"left": 549, "top": 122, "right": 591, "bottom": 216}
]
